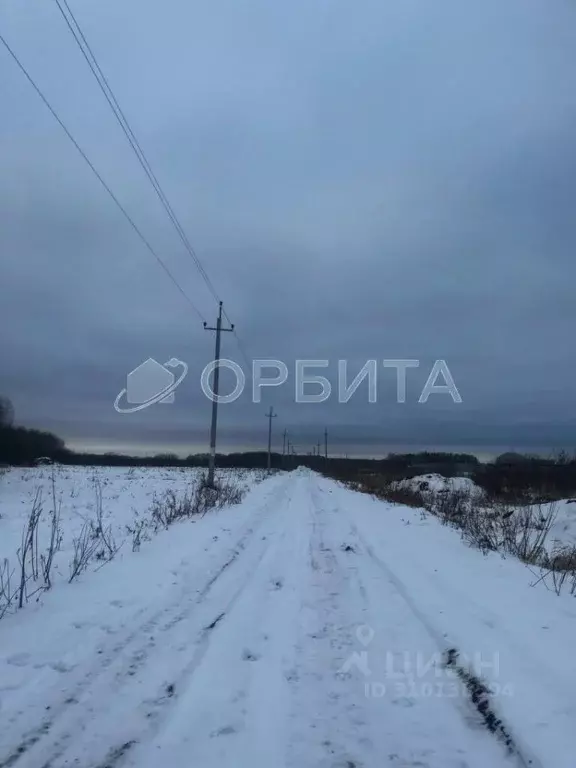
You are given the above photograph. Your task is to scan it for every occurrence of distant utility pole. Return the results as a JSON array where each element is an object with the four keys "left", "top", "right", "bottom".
[
  {"left": 317, "top": 440, "right": 321, "bottom": 457},
  {"left": 266, "top": 406, "right": 277, "bottom": 473},
  {"left": 324, "top": 428, "right": 328, "bottom": 467},
  {"left": 203, "top": 301, "right": 234, "bottom": 487},
  {"left": 282, "top": 429, "right": 288, "bottom": 470}
]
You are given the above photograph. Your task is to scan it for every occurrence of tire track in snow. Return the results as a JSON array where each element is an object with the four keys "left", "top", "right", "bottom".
[
  {"left": 43, "top": 480, "right": 290, "bottom": 768},
  {"left": 123, "top": 476, "right": 306, "bottom": 768},
  {"left": 0, "top": 477, "right": 292, "bottom": 768},
  {"left": 285, "top": 476, "right": 373, "bottom": 768},
  {"left": 320, "top": 477, "right": 542, "bottom": 768},
  {"left": 351, "top": 526, "right": 541, "bottom": 768}
]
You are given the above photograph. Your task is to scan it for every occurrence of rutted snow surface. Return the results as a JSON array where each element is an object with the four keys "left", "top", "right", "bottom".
[{"left": 1, "top": 469, "right": 575, "bottom": 767}]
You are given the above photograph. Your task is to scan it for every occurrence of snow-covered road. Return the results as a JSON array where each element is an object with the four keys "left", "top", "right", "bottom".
[{"left": 1, "top": 469, "right": 574, "bottom": 768}]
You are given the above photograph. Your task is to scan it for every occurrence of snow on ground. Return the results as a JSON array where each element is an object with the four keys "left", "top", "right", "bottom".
[
  {"left": 394, "top": 472, "right": 479, "bottom": 495},
  {"left": 396, "top": 473, "right": 576, "bottom": 549},
  {"left": 546, "top": 498, "right": 576, "bottom": 547},
  {"left": 0, "top": 464, "right": 264, "bottom": 607},
  {"left": 0, "top": 468, "right": 575, "bottom": 768}
]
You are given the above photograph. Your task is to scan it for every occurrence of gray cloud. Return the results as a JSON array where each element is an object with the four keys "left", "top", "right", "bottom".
[{"left": 1, "top": 0, "right": 576, "bottom": 457}]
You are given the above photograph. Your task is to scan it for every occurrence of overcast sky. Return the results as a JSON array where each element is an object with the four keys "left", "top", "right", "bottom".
[{"left": 1, "top": 0, "right": 575, "bottom": 457}]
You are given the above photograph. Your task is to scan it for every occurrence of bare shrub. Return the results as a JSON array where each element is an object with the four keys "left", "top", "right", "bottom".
[
  {"left": 460, "top": 506, "right": 501, "bottom": 554},
  {"left": 430, "top": 488, "right": 471, "bottom": 525},
  {"left": 92, "top": 478, "right": 119, "bottom": 561},
  {"left": 3, "top": 474, "right": 64, "bottom": 617},
  {"left": 359, "top": 476, "right": 427, "bottom": 508},
  {"left": 150, "top": 488, "right": 193, "bottom": 530},
  {"left": 0, "top": 558, "right": 17, "bottom": 619},
  {"left": 17, "top": 488, "right": 43, "bottom": 608},
  {"left": 69, "top": 520, "right": 101, "bottom": 582},
  {"left": 204, "top": 474, "right": 245, "bottom": 510},
  {"left": 500, "top": 503, "right": 557, "bottom": 564},
  {"left": 385, "top": 485, "right": 428, "bottom": 508},
  {"left": 328, "top": 466, "right": 575, "bottom": 595},
  {"left": 362, "top": 477, "right": 562, "bottom": 574},
  {"left": 534, "top": 544, "right": 576, "bottom": 596},
  {"left": 549, "top": 545, "right": 576, "bottom": 573},
  {"left": 125, "top": 516, "right": 150, "bottom": 552},
  {"left": 144, "top": 473, "right": 246, "bottom": 537},
  {"left": 68, "top": 480, "right": 121, "bottom": 579},
  {"left": 41, "top": 469, "right": 63, "bottom": 589}
]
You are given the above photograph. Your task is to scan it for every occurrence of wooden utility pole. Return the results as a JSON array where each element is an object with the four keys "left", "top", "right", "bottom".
[
  {"left": 203, "top": 301, "right": 234, "bottom": 487},
  {"left": 282, "top": 429, "right": 288, "bottom": 470},
  {"left": 266, "top": 406, "right": 277, "bottom": 473}
]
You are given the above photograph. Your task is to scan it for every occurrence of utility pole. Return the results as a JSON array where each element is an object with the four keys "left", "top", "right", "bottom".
[
  {"left": 266, "top": 406, "right": 277, "bottom": 473},
  {"left": 282, "top": 429, "right": 288, "bottom": 470},
  {"left": 317, "top": 440, "right": 321, "bottom": 457},
  {"left": 203, "top": 301, "right": 234, "bottom": 487},
  {"left": 324, "top": 428, "right": 328, "bottom": 469}
]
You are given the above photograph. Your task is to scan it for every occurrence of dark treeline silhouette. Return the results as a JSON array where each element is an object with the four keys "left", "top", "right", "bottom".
[
  {"left": 57, "top": 450, "right": 286, "bottom": 469},
  {"left": 325, "top": 451, "right": 576, "bottom": 502},
  {"left": 473, "top": 454, "right": 576, "bottom": 501},
  {"left": 321, "top": 452, "right": 479, "bottom": 482},
  {"left": 0, "top": 425, "right": 65, "bottom": 465},
  {"left": 0, "top": 427, "right": 482, "bottom": 472},
  {"left": 0, "top": 426, "right": 288, "bottom": 469},
  {"left": 1, "top": 400, "right": 576, "bottom": 499}
]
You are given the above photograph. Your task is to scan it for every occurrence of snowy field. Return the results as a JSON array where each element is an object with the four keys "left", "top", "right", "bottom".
[
  {"left": 0, "top": 464, "right": 265, "bottom": 613},
  {"left": 0, "top": 468, "right": 575, "bottom": 768}
]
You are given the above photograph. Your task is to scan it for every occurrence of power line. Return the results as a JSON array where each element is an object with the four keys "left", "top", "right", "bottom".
[
  {"left": 53, "top": 0, "right": 221, "bottom": 304},
  {"left": 53, "top": 0, "right": 255, "bottom": 366},
  {"left": 231, "top": 329, "right": 252, "bottom": 371},
  {"left": 0, "top": 31, "right": 206, "bottom": 323}
]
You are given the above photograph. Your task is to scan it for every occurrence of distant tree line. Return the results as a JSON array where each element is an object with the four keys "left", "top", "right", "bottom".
[
  {"left": 2, "top": 394, "right": 576, "bottom": 497},
  {"left": 56, "top": 451, "right": 286, "bottom": 469},
  {"left": 473, "top": 452, "right": 576, "bottom": 501},
  {"left": 326, "top": 449, "right": 576, "bottom": 501},
  {"left": 0, "top": 397, "right": 62, "bottom": 465},
  {"left": 0, "top": 426, "right": 65, "bottom": 465}
]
